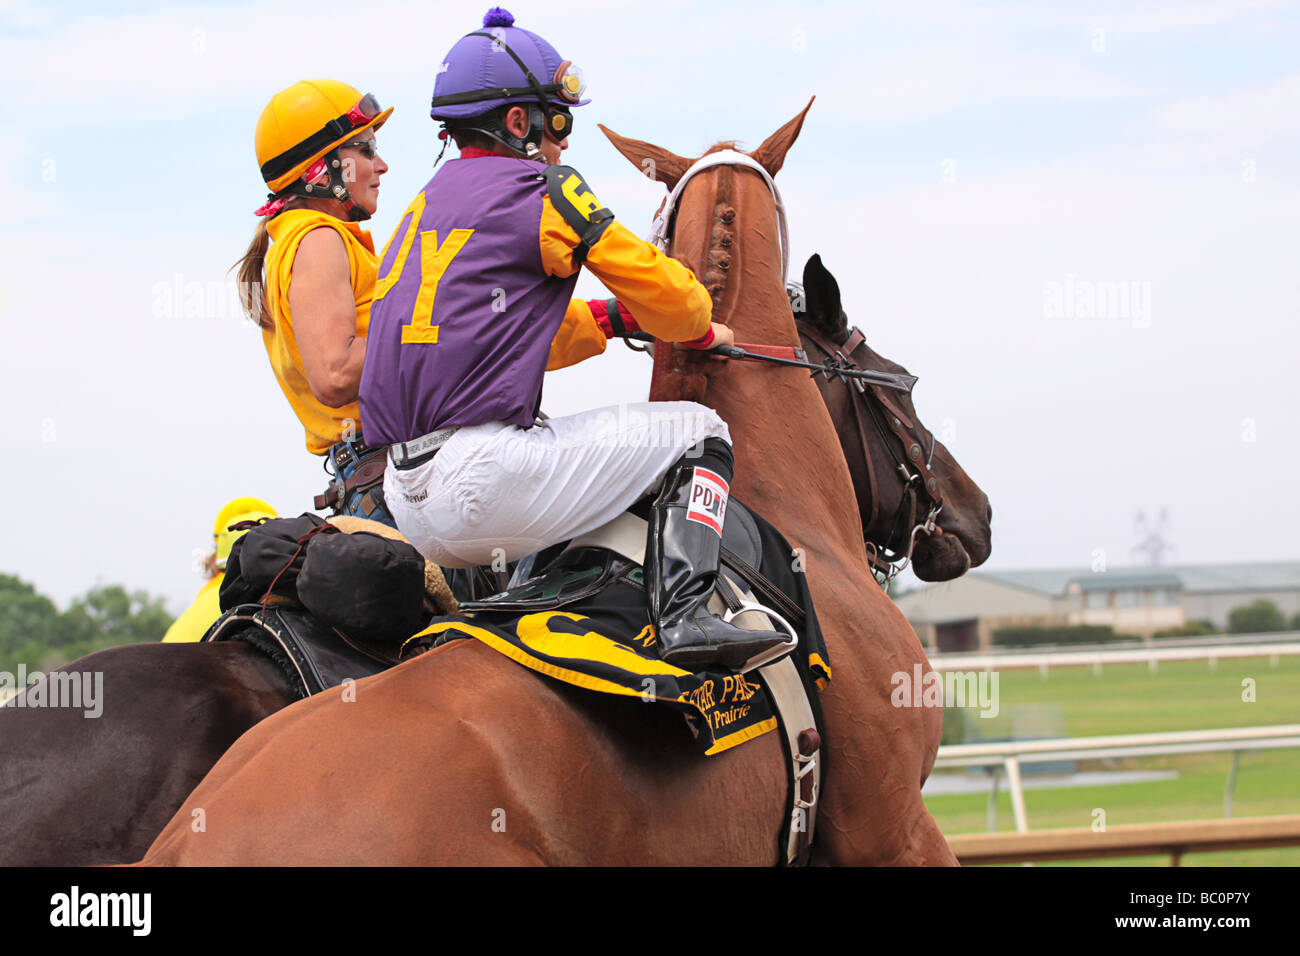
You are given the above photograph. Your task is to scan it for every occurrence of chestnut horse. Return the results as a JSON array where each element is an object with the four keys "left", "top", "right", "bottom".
[
  {"left": 135, "top": 102, "right": 962, "bottom": 866},
  {"left": 0, "top": 246, "right": 986, "bottom": 865}
]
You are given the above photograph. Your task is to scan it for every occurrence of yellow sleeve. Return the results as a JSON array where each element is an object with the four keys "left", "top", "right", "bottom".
[
  {"left": 539, "top": 198, "right": 712, "bottom": 342},
  {"left": 547, "top": 298, "right": 608, "bottom": 371},
  {"left": 162, "top": 579, "right": 223, "bottom": 643}
]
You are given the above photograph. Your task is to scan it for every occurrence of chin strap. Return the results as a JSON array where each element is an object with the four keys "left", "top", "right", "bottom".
[
  {"left": 256, "top": 149, "right": 370, "bottom": 222},
  {"left": 443, "top": 104, "right": 546, "bottom": 161}
]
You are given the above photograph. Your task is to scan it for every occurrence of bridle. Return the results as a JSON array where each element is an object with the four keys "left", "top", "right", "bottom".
[
  {"left": 647, "top": 149, "right": 943, "bottom": 586},
  {"left": 794, "top": 299, "right": 944, "bottom": 585}
]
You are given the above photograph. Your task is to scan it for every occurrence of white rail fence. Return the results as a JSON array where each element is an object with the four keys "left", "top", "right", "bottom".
[
  {"left": 938, "top": 630, "right": 1300, "bottom": 656},
  {"left": 930, "top": 639, "right": 1300, "bottom": 676},
  {"left": 932, "top": 724, "right": 1300, "bottom": 833}
]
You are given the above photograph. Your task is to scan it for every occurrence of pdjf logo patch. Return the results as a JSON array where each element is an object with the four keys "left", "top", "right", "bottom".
[{"left": 686, "top": 467, "right": 728, "bottom": 535}]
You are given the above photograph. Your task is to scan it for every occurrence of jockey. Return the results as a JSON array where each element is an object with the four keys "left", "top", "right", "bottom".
[
  {"left": 359, "top": 9, "right": 789, "bottom": 671},
  {"left": 234, "top": 80, "right": 397, "bottom": 526},
  {"left": 163, "top": 497, "right": 278, "bottom": 643}
]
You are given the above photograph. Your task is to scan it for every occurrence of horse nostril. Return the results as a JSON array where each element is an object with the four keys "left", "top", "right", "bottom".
[{"left": 985, "top": 499, "right": 993, "bottom": 524}]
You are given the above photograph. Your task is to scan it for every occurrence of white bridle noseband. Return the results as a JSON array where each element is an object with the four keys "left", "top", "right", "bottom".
[{"left": 647, "top": 149, "right": 790, "bottom": 284}]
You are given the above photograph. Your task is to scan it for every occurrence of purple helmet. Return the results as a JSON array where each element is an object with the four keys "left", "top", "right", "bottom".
[{"left": 431, "top": 8, "right": 590, "bottom": 120}]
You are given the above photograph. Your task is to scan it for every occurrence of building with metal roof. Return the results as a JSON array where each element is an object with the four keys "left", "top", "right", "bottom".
[{"left": 896, "top": 562, "right": 1300, "bottom": 652}]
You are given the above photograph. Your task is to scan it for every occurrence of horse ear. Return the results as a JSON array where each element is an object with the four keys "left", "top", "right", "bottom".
[
  {"left": 751, "top": 96, "right": 815, "bottom": 178},
  {"left": 598, "top": 124, "right": 692, "bottom": 190},
  {"left": 802, "top": 253, "right": 846, "bottom": 337}
]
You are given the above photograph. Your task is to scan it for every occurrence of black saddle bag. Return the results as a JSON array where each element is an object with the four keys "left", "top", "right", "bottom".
[
  {"left": 219, "top": 514, "right": 429, "bottom": 647},
  {"left": 297, "top": 531, "right": 427, "bottom": 644},
  {"left": 219, "top": 514, "right": 334, "bottom": 610}
]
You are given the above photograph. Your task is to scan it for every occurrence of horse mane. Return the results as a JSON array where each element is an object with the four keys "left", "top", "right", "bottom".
[
  {"left": 694, "top": 143, "right": 761, "bottom": 307},
  {"left": 650, "top": 143, "right": 771, "bottom": 401}
]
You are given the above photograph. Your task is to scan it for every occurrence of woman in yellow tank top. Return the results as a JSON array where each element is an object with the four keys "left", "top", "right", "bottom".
[{"left": 234, "top": 79, "right": 397, "bottom": 526}]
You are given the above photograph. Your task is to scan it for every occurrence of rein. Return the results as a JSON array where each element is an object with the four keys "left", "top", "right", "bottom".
[
  {"left": 624, "top": 332, "right": 916, "bottom": 393},
  {"left": 712, "top": 343, "right": 917, "bottom": 392}
]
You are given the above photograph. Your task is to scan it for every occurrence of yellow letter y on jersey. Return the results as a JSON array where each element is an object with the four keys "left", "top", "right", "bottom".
[{"left": 401, "top": 228, "right": 474, "bottom": 345}]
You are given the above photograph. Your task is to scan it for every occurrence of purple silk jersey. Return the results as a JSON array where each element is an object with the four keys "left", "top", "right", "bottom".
[{"left": 359, "top": 156, "right": 580, "bottom": 444}]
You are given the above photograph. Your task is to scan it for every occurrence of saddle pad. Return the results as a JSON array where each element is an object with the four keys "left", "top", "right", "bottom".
[{"left": 405, "top": 579, "right": 779, "bottom": 756}]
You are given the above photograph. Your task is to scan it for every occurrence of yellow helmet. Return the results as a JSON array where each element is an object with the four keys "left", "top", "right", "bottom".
[
  {"left": 254, "top": 79, "right": 393, "bottom": 200},
  {"left": 213, "top": 497, "right": 278, "bottom": 570}
]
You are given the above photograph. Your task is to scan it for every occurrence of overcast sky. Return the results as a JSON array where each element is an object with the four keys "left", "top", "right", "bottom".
[{"left": 3, "top": 0, "right": 1298, "bottom": 614}]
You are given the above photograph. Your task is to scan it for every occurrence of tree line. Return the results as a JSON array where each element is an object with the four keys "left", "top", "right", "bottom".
[{"left": 0, "top": 573, "right": 174, "bottom": 674}]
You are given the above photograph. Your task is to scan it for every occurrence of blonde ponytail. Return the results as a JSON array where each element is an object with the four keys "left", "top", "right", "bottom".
[{"left": 234, "top": 219, "right": 272, "bottom": 329}]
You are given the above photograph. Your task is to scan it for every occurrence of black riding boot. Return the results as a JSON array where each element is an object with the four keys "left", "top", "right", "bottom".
[{"left": 646, "top": 438, "right": 793, "bottom": 671}]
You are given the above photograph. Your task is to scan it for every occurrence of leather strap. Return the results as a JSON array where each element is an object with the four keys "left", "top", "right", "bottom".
[
  {"left": 604, "top": 297, "right": 629, "bottom": 338},
  {"left": 760, "top": 656, "right": 821, "bottom": 866},
  {"left": 841, "top": 327, "right": 865, "bottom": 355},
  {"left": 315, "top": 450, "right": 389, "bottom": 511},
  {"left": 799, "top": 321, "right": 945, "bottom": 569},
  {"left": 718, "top": 544, "right": 806, "bottom": 628},
  {"left": 732, "top": 341, "right": 808, "bottom": 362}
]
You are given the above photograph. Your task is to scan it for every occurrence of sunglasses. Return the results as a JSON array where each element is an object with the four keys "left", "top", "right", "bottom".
[{"left": 341, "top": 139, "right": 380, "bottom": 159}]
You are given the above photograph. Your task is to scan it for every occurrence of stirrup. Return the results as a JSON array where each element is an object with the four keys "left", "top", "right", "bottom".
[{"left": 722, "top": 599, "right": 800, "bottom": 673}]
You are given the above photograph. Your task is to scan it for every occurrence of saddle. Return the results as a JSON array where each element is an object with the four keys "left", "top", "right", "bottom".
[
  {"left": 455, "top": 503, "right": 826, "bottom": 864},
  {"left": 458, "top": 502, "right": 826, "bottom": 865}
]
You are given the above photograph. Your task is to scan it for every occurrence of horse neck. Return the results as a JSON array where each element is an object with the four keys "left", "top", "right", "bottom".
[{"left": 649, "top": 165, "right": 867, "bottom": 564}]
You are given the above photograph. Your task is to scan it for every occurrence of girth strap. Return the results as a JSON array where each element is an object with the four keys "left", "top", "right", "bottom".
[{"left": 708, "top": 574, "right": 821, "bottom": 866}]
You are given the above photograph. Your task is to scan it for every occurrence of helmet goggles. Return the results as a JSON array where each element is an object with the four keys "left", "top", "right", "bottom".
[
  {"left": 343, "top": 93, "right": 384, "bottom": 127},
  {"left": 551, "top": 61, "right": 586, "bottom": 105}
]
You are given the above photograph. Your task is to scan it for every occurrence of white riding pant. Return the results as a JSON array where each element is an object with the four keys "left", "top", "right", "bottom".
[{"left": 384, "top": 402, "right": 731, "bottom": 568}]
